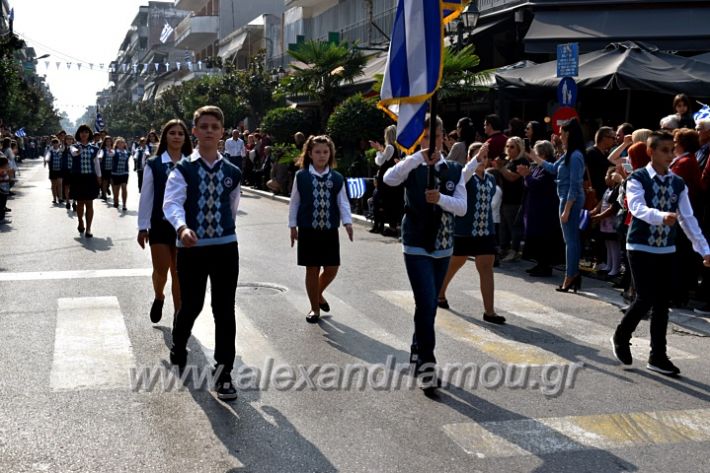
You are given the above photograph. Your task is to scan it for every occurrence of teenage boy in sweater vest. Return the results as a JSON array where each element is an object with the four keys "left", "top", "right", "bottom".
[
  {"left": 611, "top": 131, "right": 710, "bottom": 376},
  {"left": 163, "top": 106, "right": 242, "bottom": 400}
]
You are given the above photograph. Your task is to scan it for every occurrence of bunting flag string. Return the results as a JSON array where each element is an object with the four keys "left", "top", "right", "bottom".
[{"left": 28, "top": 59, "right": 212, "bottom": 75}]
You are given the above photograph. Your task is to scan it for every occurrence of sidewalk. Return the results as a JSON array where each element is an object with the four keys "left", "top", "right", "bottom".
[{"left": 241, "top": 186, "right": 710, "bottom": 337}]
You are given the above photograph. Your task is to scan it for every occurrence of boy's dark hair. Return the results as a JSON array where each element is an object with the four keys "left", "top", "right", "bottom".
[
  {"left": 484, "top": 114, "right": 503, "bottom": 132},
  {"left": 424, "top": 114, "right": 444, "bottom": 131},
  {"left": 618, "top": 122, "right": 634, "bottom": 136},
  {"left": 647, "top": 130, "right": 674, "bottom": 149},
  {"left": 193, "top": 105, "right": 224, "bottom": 127}
]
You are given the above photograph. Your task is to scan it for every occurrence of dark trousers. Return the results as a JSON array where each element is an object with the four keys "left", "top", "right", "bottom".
[
  {"left": 172, "top": 242, "right": 239, "bottom": 375},
  {"left": 136, "top": 170, "right": 143, "bottom": 193},
  {"left": 0, "top": 192, "right": 7, "bottom": 219},
  {"left": 404, "top": 253, "right": 450, "bottom": 367},
  {"left": 616, "top": 251, "right": 674, "bottom": 359}
]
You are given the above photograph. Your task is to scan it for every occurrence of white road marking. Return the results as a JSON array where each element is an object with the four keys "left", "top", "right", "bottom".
[
  {"left": 376, "top": 290, "right": 569, "bottom": 365},
  {"left": 465, "top": 290, "right": 696, "bottom": 360},
  {"left": 443, "top": 408, "right": 710, "bottom": 458},
  {"left": 50, "top": 297, "right": 136, "bottom": 391},
  {"left": 0, "top": 268, "right": 152, "bottom": 282}
]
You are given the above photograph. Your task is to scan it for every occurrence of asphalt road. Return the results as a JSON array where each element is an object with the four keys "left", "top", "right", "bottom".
[{"left": 1, "top": 159, "right": 710, "bottom": 473}]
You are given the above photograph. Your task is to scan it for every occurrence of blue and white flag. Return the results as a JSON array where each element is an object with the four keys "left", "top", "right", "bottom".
[
  {"left": 694, "top": 105, "right": 710, "bottom": 124},
  {"left": 8, "top": 8, "right": 14, "bottom": 22},
  {"left": 160, "top": 21, "right": 174, "bottom": 44},
  {"left": 95, "top": 108, "right": 106, "bottom": 132},
  {"left": 15, "top": 127, "right": 26, "bottom": 138},
  {"left": 377, "top": 0, "right": 467, "bottom": 153},
  {"left": 347, "top": 178, "right": 367, "bottom": 199}
]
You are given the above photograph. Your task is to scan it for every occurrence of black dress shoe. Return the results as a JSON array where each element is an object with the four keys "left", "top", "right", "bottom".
[
  {"left": 319, "top": 300, "right": 330, "bottom": 312},
  {"left": 437, "top": 298, "right": 449, "bottom": 309},
  {"left": 483, "top": 313, "right": 506, "bottom": 325},
  {"left": 306, "top": 311, "right": 320, "bottom": 323},
  {"left": 150, "top": 298, "right": 164, "bottom": 323}
]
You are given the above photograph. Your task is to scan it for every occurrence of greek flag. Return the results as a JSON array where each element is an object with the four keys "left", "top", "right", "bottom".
[
  {"left": 694, "top": 105, "right": 710, "bottom": 124},
  {"left": 15, "top": 127, "right": 26, "bottom": 137},
  {"left": 95, "top": 108, "right": 106, "bottom": 132},
  {"left": 347, "top": 178, "right": 367, "bottom": 199},
  {"left": 160, "top": 21, "right": 174, "bottom": 44},
  {"left": 377, "top": 0, "right": 467, "bottom": 153}
]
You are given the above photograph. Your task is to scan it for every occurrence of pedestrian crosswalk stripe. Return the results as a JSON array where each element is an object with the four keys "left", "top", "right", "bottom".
[
  {"left": 465, "top": 290, "right": 696, "bottom": 361},
  {"left": 51, "top": 297, "right": 136, "bottom": 391},
  {"left": 375, "top": 290, "right": 568, "bottom": 365},
  {"left": 443, "top": 408, "right": 710, "bottom": 458},
  {"left": 0, "top": 268, "right": 152, "bottom": 282}
]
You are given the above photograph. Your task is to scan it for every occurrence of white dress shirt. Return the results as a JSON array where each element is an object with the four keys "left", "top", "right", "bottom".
[
  {"left": 225, "top": 137, "right": 246, "bottom": 158},
  {"left": 383, "top": 150, "right": 467, "bottom": 217},
  {"left": 287, "top": 164, "right": 353, "bottom": 228},
  {"left": 163, "top": 151, "right": 241, "bottom": 234},
  {"left": 138, "top": 151, "right": 184, "bottom": 230},
  {"left": 626, "top": 162, "right": 709, "bottom": 255},
  {"left": 375, "top": 144, "right": 395, "bottom": 167}
]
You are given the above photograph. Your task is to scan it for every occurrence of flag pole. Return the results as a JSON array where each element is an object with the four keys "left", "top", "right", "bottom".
[{"left": 427, "top": 91, "right": 438, "bottom": 190}]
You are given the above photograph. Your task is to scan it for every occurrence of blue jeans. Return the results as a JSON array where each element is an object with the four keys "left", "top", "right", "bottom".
[
  {"left": 559, "top": 200, "right": 582, "bottom": 277},
  {"left": 403, "top": 253, "right": 451, "bottom": 366}
]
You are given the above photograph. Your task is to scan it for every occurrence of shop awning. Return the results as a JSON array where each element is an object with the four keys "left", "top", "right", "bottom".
[{"left": 524, "top": 8, "right": 710, "bottom": 54}]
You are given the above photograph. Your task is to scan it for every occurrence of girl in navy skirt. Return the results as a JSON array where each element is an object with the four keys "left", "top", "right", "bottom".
[
  {"left": 61, "top": 135, "right": 74, "bottom": 210},
  {"left": 137, "top": 119, "right": 193, "bottom": 323},
  {"left": 288, "top": 135, "right": 353, "bottom": 323},
  {"left": 111, "top": 138, "right": 131, "bottom": 210},
  {"left": 70, "top": 124, "right": 101, "bottom": 237},
  {"left": 44, "top": 137, "right": 63, "bottom": 204}
]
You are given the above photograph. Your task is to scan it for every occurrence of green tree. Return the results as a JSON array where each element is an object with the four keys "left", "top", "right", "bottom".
[
  {"left": 326, "top": 93, "right": 391, "bottom": 148},
  {"left": 282, "top": 40, "right": 367, "bottom": 129}
]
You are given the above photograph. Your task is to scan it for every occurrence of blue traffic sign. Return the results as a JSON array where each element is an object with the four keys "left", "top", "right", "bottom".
[
  {"left": 556, "top": 43, "right": 579, "bottom": 78},
  {"left": 557, "top": 77, "right": 577, "bottom": 107}
]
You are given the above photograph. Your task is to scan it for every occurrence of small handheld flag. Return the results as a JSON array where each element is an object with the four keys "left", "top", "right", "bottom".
[
  {"left": 694, "top": 104, "right": 710, "bottom": 124},
  {"left": 160, "top": 22, "right": 174, "bottom": 44},
  {"left": 95, "top": 107, "right": 106, "bottom": 132},
  {"left": 346, "top": 178, "right": 367, "bottom": 199}
]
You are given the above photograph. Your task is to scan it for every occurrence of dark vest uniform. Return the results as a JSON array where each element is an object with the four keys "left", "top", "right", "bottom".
[
  {"left": 400, "top": 160, "right": 463, "bottom": 253},
  {"left": 112, "top": 150, "right": 130, "bottom": 175},
  {"left": 627, "top": 168, "right": 686, "bottom": 252},
  {"left": 174, "top": 157, "right": 242, "bottom": 247},
  {"left": 455, "top": 171, "right": 496, "bottom": 237},
  {"left": 48, "top": 149, "right": 63, "bottom": 172},
  {"left": 100, "top": 147, "right": 114, "bottom": 172},
  {"left": 295, "top": 169, "right": 345, "bottom": 230},
  {"left": 146, "top": 155, "right": 178, "bottom": 226},
  {"left": 71, "top": 143, "right": 99, "bottom": 175}
]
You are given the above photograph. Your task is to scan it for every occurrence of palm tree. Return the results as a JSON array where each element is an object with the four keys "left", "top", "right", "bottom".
[{"left": 283, "top": 40, "right": 367, "bottom": 128}]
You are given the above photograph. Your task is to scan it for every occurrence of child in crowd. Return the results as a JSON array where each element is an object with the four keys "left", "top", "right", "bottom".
[
  {"left": 99, "top": 136, "right": 114, "bottom": 201},
  {"left": 592, "top": 167, "right": 623, "bottom": 277},
  {"left": 611, "top": 131, "right": 710, "bottom": 376},
  {"left": 111, "top": 138, "right": 131, "bottom": 210},
  {"left": 438, "top": 142, "right": 505, "bottom": 324},
  {"left": 383, "top": 115, "right": 467, "bottom": 393},
  {"left": 0, "top": 154, "right": 11, "bottom": 224},
  {"left": 288, "top": 135, "right": 353, "bottom": 323},
  {"left": 44, "top": 137, "right": 64, "bottom": 205}
]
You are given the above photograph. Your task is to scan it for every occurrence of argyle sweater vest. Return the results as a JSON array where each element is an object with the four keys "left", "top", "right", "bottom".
[
  {"left": 295, "top": 169, "right": 344, "bottom": 230},
  {"left": 401, "top": 161, "right": 462, "bottom": 252},
  {"left": 146, "top": 156, "right": 178, "bottom": 224},
  {"left": 71, "top": 144, "right": 98, "bottom": 175},
  {"left": 627, "top": 168, "right": 685, "bottom": 251},
  {"left": 456, "top": 171, "right": 496, "bottom": 237},
  {"left": 175, "top": 158, "right": 241, "bottom": 247}
]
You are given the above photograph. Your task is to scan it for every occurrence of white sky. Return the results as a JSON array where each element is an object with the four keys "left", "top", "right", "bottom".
[{"left": 13, "top": 0, "right": 147, "bottom": 121}]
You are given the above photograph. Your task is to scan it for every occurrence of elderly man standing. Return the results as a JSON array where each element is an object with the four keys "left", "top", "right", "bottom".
[{"left": 224, "top": 129, "right": 246, "bottom": 163}]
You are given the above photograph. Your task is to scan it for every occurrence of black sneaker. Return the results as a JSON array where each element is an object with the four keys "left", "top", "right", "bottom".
[
  {"left": 610, "top": 333, "right": 632, "bottom": 365},
  {"left": 150, "top": 298, "right": 164, "bottom": 323},
  {"left": 409, "top": 343, "right": 419, "bottom": 365},
  {"left": 215, "top": 377, "right": 238, "bottom": 401},
  {"left": 483, "top": 313, "right": 506, "bottom": 325},
  {"left": 416, "top": 364, "right": 441, "bottom": 394},
  {"left": 647, "top": 356, "right": 680, "bottom": 376},
  {"left": 169, "top": 348, "right": 187, "bottom": 370}
]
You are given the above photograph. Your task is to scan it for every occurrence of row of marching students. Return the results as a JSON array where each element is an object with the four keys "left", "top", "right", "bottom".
[{"left": 43, "top": 126, "right": 161, "bottom": 237}]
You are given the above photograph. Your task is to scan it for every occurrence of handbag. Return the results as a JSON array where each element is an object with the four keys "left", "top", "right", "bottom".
[{"left": 583, "top": 166, "right": 598, "bottom": 211}]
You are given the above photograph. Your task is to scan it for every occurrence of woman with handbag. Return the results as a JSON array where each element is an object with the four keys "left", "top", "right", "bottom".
[{"left": 530, "top": 119, "right": 586, "bottom": 292}]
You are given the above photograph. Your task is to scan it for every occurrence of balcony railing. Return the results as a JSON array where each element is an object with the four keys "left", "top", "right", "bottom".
[{"left": 174, "top": 14, "right": 219, "bottom": 51}]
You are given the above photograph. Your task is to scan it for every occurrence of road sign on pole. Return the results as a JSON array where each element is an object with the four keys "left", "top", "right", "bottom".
[
  {"left": 557, "top": 77, "right": 577, "bottom": 107},
  {"left": 557, "top": 43, "right": 579, "bottom": 78},
  {"left": 551, "top": 107, "right": 579, "bottom": 135}
]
